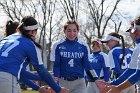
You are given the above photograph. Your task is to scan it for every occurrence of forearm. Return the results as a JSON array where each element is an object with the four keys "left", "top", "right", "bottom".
[
  {"left": 103, "top": 67, "right": 110, "bottom": 82},
  {"left": 115, "top": 69, "right": 140, "bottom": 91},
  {"left": 128, "top": 69, "right": 140, "bottom": 84},
  {"left": 19, "top": 77, "right": 40, "bottom": 91},
  {"left": 21, "top": 69, "right": 41, "bottom": 80},
  {"left": 111, "top": 69, "right": 136, "bottom": 85},
  {"left": 34, "top": 65, "right": 61, "bottom": 93},
  {"left": 116, "top": 80, "right": 132, "bottom": 91}
]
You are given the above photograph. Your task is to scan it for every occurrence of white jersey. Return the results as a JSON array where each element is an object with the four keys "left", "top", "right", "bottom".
[{"left": 129, "top": 43, "right": 140, "bottom": 69}]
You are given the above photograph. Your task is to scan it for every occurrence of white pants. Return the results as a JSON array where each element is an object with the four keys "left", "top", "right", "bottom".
[
  {"left": 0, "top": 72, "right": 21, "bottom": 93},
  {"left": 87, "top": 82, "right": 100, "bottom": 93},
  {"left": 59, "top": 78, "right": 87, "bottom": 93}
]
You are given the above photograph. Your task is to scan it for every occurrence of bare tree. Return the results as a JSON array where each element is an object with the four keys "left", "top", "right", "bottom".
[
  {"left": 0, "top": 0, "right": 64, "bottom": 70},
  {"left": 58, "top": 0, "right": 80, "bottom": 21},
  {"left": 86, "top": 0, "right": 121, "bottom": 38}
]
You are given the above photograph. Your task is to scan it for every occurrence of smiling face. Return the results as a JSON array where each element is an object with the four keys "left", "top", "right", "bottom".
[
  {"left": 91, "top": 41, "right": 101, "bottom": 52},
  {"left": 63, "top": 21, "right": 79, "bottom": 41}
]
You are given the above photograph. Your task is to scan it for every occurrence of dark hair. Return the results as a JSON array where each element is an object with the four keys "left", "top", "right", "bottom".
[
  {"left": 18, "top": 16, "right": 41, "bottom": 49},
  {"left": 109, "top": 32, "right": 125, "bottom": 69},
  {"left": 135, "top": 16, "right": 140, "bottom": 25},
  {"left": 63, "top": 20, "right": 79, "bottom": 31},
  {"left": 5, "top": 20, "right": 19, "bottom": 36}
]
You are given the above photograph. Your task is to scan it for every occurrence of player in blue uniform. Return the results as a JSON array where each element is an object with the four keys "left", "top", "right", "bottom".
[
  {"left": 96, "top": 15, "right": 140, "bottom": 93},
  {"left": 50, "top": 20, "right": 96, "bottom": 93},
  {"left": 95, "top": 32, "right": 136, "bottom": 93},
  {"left": 86, "top": 39, "right": 110, "bottom": 93},
  {"left": 101, "top": 32, "right": 133, "bottom": 80},
  {"left": 4, "top": 20, "right": 51, "bottom": 93},
  {"left": 0, "top": 16, "right": 69, "bottom": 93}
]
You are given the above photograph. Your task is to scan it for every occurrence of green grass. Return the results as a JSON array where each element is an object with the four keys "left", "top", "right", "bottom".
[{"left": 21, "top": 90, "right": 38, "bottom": 93}]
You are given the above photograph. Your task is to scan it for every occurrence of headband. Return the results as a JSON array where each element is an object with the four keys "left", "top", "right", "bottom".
[
  {"left": 23, "top": 24, "right": 38, "bottom": 30},
  {"left": 102, "top": 35, "right": 120, "bottom": 42}
]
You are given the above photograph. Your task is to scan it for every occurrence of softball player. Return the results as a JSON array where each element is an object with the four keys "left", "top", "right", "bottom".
[
  {"left": 0, "top": 16, "right": 68, "bottom": 93},
  {"left": 97, "top": 15, "right": 140, "bottom": 93},
  {"left": 86, "top": 39, "right": 110, "bottom": 93},
  {"left": 4, "top": 20, "right": 52, "bottom": 93},
  {"left": 50, "top": 20, "right": 96, "bottom": 93},
  {"left": 100, "top": 32, "right": 135, "bottom": 93}
]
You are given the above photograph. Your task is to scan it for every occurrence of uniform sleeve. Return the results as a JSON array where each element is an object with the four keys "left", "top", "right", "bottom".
[
  {"left": 33, "top": 64, "right": 61, "bottom": 93},
  {"left": 19, "top": 77, "right": 40, "bottom": 91},
  {"left": 108, "top": 51, "right": 115, "bottom": 69},
  {"left": 127, "top": 69, "right": 140, "bottom": 84},
  {"left": 26, "top": 44, "right": 61, "bottom": 93},
  {"left": 103, "top": 67, "right": 110, "bottom": 82},
  {"left": 82, "top": 44, "right": 93, "bottom": 71},
  {"left": 101, "top": 53, "right": 110, "bottom": 82},
  {"left": 21, "top": 69, "right": 41, "bottom": 80},
  {"left": 111, "top": 69, "right": 136, "bottom": 85},
  {"left": 129, "top": 47, "right": 140, "bottom": 69},
  {"left": 50, "top": 43, "right": 61, "bottom": 77}
]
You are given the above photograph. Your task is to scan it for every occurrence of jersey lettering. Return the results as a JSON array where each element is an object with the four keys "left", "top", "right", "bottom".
[
  {"left": 60, "top": 51, "right": 83, "bottom": 58},
  {"left": 0, "top": 40, "right": 20, "bottom": 57},
  {"left": 119, "top": 54, "right": 131, "bottom": 69}
]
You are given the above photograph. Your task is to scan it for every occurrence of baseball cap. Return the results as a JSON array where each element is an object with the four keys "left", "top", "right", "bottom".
[
  {"left": 101, "top": 35, "right": 120, "bottom": 43},
  {"left": 92, "top": 39, "right": 102, "bottom": 44},
  {"left": 126, "top": 21, "right": 140, "bottom": 33}
]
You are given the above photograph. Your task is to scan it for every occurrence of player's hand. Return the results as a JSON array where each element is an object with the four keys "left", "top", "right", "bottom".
[
  {"left": 38, "top": 86, "right": 49, "bottom": 93},
  {"left": 59, "top": 87, "right": 69, "bottom": 93},
  {"left": 95, "top": 80, "right": 110, "bottom": 90},
  {"left": 107, "top": 86, "right": 121, "bottom": 93},
  {"left": 99, "top": 85, "right": 112, "bottom": 93}
]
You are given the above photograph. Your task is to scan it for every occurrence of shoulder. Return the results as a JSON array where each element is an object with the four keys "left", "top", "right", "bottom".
[
  {"left": 109, "top": 46, "right": 121, "bottom": 55},
  {"left": 77, "top": 39, "right": 89, "bottom": 48},
  {"left": 51, "top": 38, "right": 66, "bottom": 49},
  {"left": 99, "top": 52, "right": 108, "bottom": 56}
]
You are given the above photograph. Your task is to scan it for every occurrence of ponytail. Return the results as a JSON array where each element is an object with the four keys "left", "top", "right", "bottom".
[
  {"left": 109, "top": 32, "right": 126, "bottom": 69},
  {"left": 119, "top": 35, "right": 126, "bottom": 69}
]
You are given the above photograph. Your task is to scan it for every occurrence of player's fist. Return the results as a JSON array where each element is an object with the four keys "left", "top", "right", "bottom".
[
  {"left": 95, "top": 80, "right": 108, "bottom": 89},
  {"left": 38, "top": 86, "right": 49, "bottom": 93}
]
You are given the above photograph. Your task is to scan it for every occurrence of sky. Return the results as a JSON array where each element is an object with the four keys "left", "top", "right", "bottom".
[
  {"left": 119, "top": 0, "right": 140, "bottom": 17},
  {"left": 0, "top": 0, "right": 140, "bottom": 38}
]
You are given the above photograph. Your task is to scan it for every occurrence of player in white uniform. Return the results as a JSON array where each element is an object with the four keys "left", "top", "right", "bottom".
[{"left": 95, "top": 15, "right": 140, "bottom": 93}]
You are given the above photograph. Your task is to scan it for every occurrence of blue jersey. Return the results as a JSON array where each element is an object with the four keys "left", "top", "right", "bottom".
[
  {"left": 0, "top": 33, "right": 61, "bottom": 93},
  {"left": 111, "top": 39, "right": 140, "bottom": 85},
  {"left": 0, "top": 33, "right": 43, "bottom": 79},
  {"left": 88, "top": 51, "right": 110, "bottom": 82},
  {"left": 50, "top": 38, "right": 93, "bottom": 78},
  {"left": 108, "top": 45, "right": 132, "bottom": 75}
]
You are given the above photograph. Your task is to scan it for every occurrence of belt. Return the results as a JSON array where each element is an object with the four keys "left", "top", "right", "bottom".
[
  {"left": 61, "top": 77, "right": 82, "bottom": 81},
  {"left": 88, "top": 76, "right": 104, "bottom": 82}
]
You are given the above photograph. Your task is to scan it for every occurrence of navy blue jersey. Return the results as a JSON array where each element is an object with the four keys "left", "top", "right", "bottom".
[
  {"left": 50, "top": 38, "right": 93, "bottom": 78},
  {"left": 108, "top": 45, "right": 132, "bottom": 75}
]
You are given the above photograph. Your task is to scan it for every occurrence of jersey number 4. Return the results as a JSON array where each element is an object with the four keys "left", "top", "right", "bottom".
[{"left": 68, "top": 59, "right": 74, "bottom": 67}]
